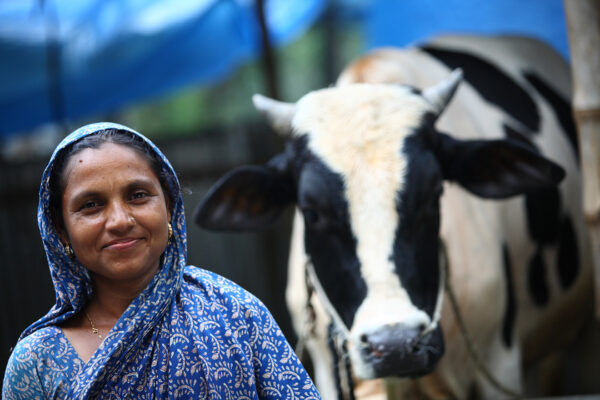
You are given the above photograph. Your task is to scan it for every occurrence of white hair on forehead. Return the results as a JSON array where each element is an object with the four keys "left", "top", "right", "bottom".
[
  {"left": 292, "top": 84, "right": 428, "bottom": 141},
  {"left": 292, "top": 83, "right": 434, "bottom": 334}
]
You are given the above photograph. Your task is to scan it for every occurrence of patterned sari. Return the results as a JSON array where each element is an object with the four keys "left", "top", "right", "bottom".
[{"left": 3, "top": 122, "right": 320, "bottom": 399}]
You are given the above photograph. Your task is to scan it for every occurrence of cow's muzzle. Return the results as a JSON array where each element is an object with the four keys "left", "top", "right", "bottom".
[{"left": 357, "top": 323, "right": 444, "bottom": 378}]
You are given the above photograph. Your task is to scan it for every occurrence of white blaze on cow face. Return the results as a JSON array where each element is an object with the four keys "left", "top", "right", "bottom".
[{"left": 292, "top": 84, "right": 434, "bottom": 376}]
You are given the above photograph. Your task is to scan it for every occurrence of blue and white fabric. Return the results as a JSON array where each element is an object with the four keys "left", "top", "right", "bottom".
[{"left": 3, "top": 122, "right": 320, "bottom": 399}]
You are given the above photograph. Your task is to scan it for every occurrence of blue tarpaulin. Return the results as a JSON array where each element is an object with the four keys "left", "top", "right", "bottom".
[
  {"left": 0, "top": 0, "right": 327, "bottom": 139},
  {"left": 366, "top": 0, "right": 569, "bottom": 59},
  {"left": 0, "top": 0, "right": 569, "bottom": 139}
]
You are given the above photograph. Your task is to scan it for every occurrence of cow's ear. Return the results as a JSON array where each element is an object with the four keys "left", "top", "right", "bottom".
[
  {"left": 194, "top": 164, "right": 294, "bottom": 231},
  {"left": 435, "top": 133, "right": 565, "bottom": 199}
]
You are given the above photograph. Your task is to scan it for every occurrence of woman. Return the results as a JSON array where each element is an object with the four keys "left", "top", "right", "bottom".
[{"left": 3, "top": 122, "right": 320, "bottom": 399}]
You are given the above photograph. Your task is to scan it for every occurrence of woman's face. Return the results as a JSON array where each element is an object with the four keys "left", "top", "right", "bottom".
[{"left": 59, "top": 142, "right": 171, "bottom": 286}]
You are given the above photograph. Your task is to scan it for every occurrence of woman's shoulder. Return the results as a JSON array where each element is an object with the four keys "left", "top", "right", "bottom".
[
  {"left": 183, "top": 266, "right": 260, "bottom": 302},
  {"left": 179, "top": 267, "right": 321, "bottom": 398},
  {"left": 10, "top": 326, "right": 63, "bottom": 357},
  {"left": 181, "top": 266, "right": 271, "bottom": 319},
  {"left": 7, "top": 325, "right": 81, "bottom": 371},
  {"left": 3, "top": 326, "right": 76, "bottom": 399}
]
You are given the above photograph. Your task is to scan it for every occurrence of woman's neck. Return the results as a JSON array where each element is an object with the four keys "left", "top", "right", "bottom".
[
  {"left": 88, "top": 288, "right": 134, "bottom": 321},
  {"left": 88, "top": 271, "right": 155, "bottom": 320},
  {"left": 88, "top": 277, "right": 145, "bottom": 322}
]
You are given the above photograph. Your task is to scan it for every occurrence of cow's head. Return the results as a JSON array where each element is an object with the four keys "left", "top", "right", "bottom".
[{"left": 194, "top": 70, "right": 565, "bottom": 379}]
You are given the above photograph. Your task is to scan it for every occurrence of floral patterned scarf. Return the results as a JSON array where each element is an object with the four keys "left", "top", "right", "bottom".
[{"left": 12, "top": 122, "right": 319, "bottom": 399}]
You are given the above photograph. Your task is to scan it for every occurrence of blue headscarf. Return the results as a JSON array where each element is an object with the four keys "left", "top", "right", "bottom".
[
  {"left": 24, "top": 122, "right": 186, "bottom": 395},
  {"left": 11, "top": 122, "right": 319, "bottom": 399}
]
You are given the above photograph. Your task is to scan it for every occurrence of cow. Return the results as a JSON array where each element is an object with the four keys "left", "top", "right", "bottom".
[{"left": 194, "top": 35, "right": 594, "bottom": 399}]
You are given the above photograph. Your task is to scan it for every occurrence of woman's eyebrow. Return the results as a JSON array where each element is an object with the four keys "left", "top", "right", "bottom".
[
  {"left": 124, "top": 178, "right": 158, "bottom": 191},
  {"left": 69, "top": 190, "right": 102, "bottom": 205}
]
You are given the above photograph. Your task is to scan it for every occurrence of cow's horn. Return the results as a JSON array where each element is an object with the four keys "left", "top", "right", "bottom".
[
  {"left": 422, "top": 68, "right": 463, "bottom": 116},
  {"left": 252, "top": 94, "right": 296, "bottom": 137}
]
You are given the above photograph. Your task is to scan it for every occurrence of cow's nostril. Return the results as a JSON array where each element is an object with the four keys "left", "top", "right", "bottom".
[
  {"left": 359, "top": 333, "right": 369, "bottom": 344},
  {"left": 359, "top": 333, "right": 373, "bottom": 351},
  {"left": 407, "top": 336, "right": 419, "bottom": 351},
  {"left": 359, "top": 333, "right": 385, "bottom": 357}
]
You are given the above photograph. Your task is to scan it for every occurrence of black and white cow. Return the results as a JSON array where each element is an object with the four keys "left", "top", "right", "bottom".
[{"left": 194, "top": 35, "right": 594, "bottom": 399}]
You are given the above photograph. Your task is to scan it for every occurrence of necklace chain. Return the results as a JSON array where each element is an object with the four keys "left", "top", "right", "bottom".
[{"left": 84, "top": 310, "right": 104, "bottom": 340}]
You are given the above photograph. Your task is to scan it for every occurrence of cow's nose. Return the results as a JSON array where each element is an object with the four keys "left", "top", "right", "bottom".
[
  {"left": 356, "top": 323, "right": 441, "bottom": 377},
  {"left": 359, "top": 324, "right": 423, "bottom": 358}
]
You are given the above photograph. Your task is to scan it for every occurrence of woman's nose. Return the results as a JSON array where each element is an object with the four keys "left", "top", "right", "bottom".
[{"left": 105, "top": 203, "right": 135, "bottom": 231}]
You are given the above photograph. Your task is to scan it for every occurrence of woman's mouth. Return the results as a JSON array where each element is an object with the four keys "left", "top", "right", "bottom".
[{"left": 103, "top": 238, "right": 141, "bottom": 251}]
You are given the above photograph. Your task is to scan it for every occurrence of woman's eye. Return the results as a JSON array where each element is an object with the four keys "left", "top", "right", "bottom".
[
  {"left": 80, "top": 201, "right": 99, "bottom": 210},
  {"left": 132, "top": 191, "right": 148, "bottom": 200}
]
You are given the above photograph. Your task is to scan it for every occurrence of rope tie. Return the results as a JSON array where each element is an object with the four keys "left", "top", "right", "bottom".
[
  {"left": 440, "top": 243, "right": 523, "bottom": 399},
  {"left": 422, "top": 241, "right": 446, "bottom": 336},
  {"left": 294, "top": 262, "right": 316, "bottom": 360},
  {"left": 342, "top": 339, "right": 356, "bottom": 400},
  {"left": 304, "top": 260, "right": 352, "bottom": 343},
  {"left": 301, "top": 260, "right": 356, "bottom": 400}
]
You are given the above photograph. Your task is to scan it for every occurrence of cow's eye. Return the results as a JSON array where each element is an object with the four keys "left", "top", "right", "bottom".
[{"left": 301, "top": 207, "right": 320, "bottom": 226}]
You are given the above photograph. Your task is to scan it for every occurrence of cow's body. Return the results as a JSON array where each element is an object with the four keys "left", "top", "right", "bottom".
[
  {"left": 306, "top": 35, "right": 592, "bottom": 399},
  {"left": 195, "top": 35, "right": 594, "bottom": 399}
]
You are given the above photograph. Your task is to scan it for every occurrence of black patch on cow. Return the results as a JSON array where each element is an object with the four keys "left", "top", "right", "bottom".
[
  {"left": 393, "top": 132, "right": 443, "bottom": 317},
  {"left": 557, "top": 215, "right": 579, "bottom": 290},
  {"left": 525, "top": 187, "right": 562, "bottom": 245},
  {"left": 421, "top": 46, "right": 540, "bottom": 132},
  {"left": 343, "top": 345, "right": 356, "bottom": 399},
  {"left": 503, "top": 123, "right": 538, "bottom": 153},
  {"left": 501, "top": 243, "right": 516, "bottom": 348},
  {"left": 528, "top": 247, "right": 550, "bottom": 306},
  {"left": 523, "top": 71, "right": 580, "bottom": 163},
  {"left": 295, "top": 139, "right": 367, "bottom": 328}
]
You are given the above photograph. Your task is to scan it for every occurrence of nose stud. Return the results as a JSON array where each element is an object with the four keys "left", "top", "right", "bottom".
[{"left": 130, "top": 216, "right": 136, "bottom": 223}]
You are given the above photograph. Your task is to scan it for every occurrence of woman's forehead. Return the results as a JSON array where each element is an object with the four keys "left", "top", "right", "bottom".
[{"left": 62, "top": 143, "right": 159, "bottom": 188}]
